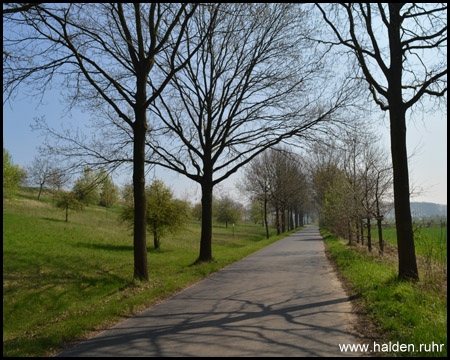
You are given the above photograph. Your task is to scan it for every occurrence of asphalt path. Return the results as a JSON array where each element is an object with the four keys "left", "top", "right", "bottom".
[{"left": 57, "top": 225, "right": 364, "bottom": 357}]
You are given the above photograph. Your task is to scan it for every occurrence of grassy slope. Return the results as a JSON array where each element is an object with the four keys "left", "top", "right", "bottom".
[
  {"left": 3, "top": 187, "right": 297, "bottom": 357},
  {"left": 322, "top": 229, "right": 447, "bottom": 357}
]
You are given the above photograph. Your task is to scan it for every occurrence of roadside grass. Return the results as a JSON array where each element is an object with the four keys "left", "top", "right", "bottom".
[
  {"left": 321, "top": 229, "right": 447, "bottom": 357},
  {"left": 3, "top": 187, "right": 299, "bottom": 357}
]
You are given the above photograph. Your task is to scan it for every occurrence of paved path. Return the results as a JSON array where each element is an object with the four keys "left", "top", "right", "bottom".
[{"left": 57, "top": 226, "right": 364, "bottom": 357}]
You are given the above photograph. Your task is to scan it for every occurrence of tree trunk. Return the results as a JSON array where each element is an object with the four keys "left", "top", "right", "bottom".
[
  {"left": 299, "top": 210, "right": 304, "bottom": 227},
  {"left": 377, "top": 217, "right": 384, "bottom": 256},
  {"left": 360, "top": 219, "right": 364, "bottom": 245},
  {"left": 356, "top": 219, "right": 360, "bottom": 244},
  {"left": 275, "top": 206, "right": 280, "bottom": 235},
  {"left": 264, "top": 197, "right": 269, "bottom": 239},
  {"left": 198, "top": 173, "right": 214, "bottom": 262},
  {"left": 389, "top": 107, "right": 418, "bottom": 279},
  {"left": 348, "top": 220, "right": 353, "bottom": 246},
  {"left": 132, "top": 106, "right": 149, "bottom": 281},
  {"left": 38, "top": 183, "right": 43, "bottom": 200},
  {"left": 387, "top": 4, "right": 418, "bottom": 280},
  {"left": 367, "top": 217, "right": 371, "bottom": 252},
  {"left": 153, "top": 231, "right": 160, "bottom": 249},
  {"left": 287, "top": 208, "right": 291, "bottom": 231}
]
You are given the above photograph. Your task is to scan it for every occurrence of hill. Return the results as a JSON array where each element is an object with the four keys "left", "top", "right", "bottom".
[
  {"left": 386, "top": 202, "right": 447, "bottom": 220},
  {"left": 410, "top": 202, "right": 447, "bottom": 218}
]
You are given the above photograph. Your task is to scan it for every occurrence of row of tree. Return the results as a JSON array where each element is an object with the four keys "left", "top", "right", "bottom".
[
  {"left": 45, "top": 167, "right": 120, "bottom": 222},
  {"left": 240, "top": 147, "right": 312, "bottom": 239},
  {"left": 314, "top": 3, "right": 447, "bottom": 280},
  {"left": 3, "top": 149, "right": 120, "bottom": 222},
  {"left": 5, "top": 4, "right": 350, "bottom": 280},
  {"left": 192, "top": 196, "right": 245, "bottom": 229},
  {"left": 310, "top": 127, "right": 393, "bottom": 255}
]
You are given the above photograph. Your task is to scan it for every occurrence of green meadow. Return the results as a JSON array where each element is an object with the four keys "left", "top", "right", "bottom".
[
  {"left": 3, "top": 187, "right": 296, "bottom": 357},
  {"left": 378, "top": 226, "right": 447, "bottom": 269}
]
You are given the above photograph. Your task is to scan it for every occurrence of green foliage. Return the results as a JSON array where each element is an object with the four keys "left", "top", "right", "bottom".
[
  {"left": 249, "top": 201, "right": 264, "bottom": 224},
  {"left": 72, "top": 167, "right": 118, "bottom": 209},
  {"left": 146, "top": 180, "right": 190, "bottom": 248},
  {"left": 320, "top": 169, "right": 352, "bottom": 237},
  {"left": 55, "top": 191, "right": 84, "bottom": 222},
  {"left": 121, "top": 183, "right": 134, "bottom": 202},
  {"left": 98, "top": 169, "right": 119, "bottom": 208},
  {"left": 3, "top": 148, "right": 26, "bottom": 198},
  {"left": 121, "top": 179, "right": 190, "bottom": 248},
  {"left": 72, "top": 167, "right": 101, "bottom": 206},
  {"left": 191, "top": 202, "right": 202, "bottom": 221},
  {"left": 215, "top": 195, "right": 243, "bottom": 228}
]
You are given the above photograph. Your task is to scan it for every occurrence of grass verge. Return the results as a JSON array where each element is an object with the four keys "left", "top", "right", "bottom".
[{"left": 321, "top": 229, "right": 447, "bottom": 357}]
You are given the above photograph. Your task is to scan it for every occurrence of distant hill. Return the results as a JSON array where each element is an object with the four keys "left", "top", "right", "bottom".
[
  {"left": 386, "top": 202, "right": 447, "bottom": 219},
  {"left": 410, "top": 202, "right": 447, "bottom": 218}
]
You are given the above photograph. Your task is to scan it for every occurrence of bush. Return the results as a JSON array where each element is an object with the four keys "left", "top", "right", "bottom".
[{"left": 3, "top": 148, "right": 26, "bottom": 198}]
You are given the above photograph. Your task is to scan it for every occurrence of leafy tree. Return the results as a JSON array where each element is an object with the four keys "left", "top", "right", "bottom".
[
  {"left": 72, "top": 167, "right": 101, "bottom": 206},
  {"left": 56, "top": 191, "right": 84, "bottom": 222},
  {"left": 191, "top": 203, "right": 202, "bottom": 221},
  {"left": 216, "top": 196, "right": 243, "bottom": 228},
  {"left": 249, "top": 201, "right": 264, "bottom": 225},
  {"left": 321, "top": 169, "right": 354, "bottom": 240},
  {"left": 121, "top": 183, "right": 134, "bottom": 204},
  {"left": 3, "top": 148, "right": 25, "bottom": 198},
  {"left": 100, "top": 187, "right": 117, "bottom": 209},
  {"left": 98, "top": 169, "right": 119, "bottom": 214},
  {"left": 121, "top": 180, "right": 190, "bottom": 249},
  {"left": 146, "top": 180, "right": 190, "bottom": 249}
]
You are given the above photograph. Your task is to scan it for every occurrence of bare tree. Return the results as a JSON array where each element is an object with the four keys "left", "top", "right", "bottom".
[
  {"left": 3, "top": 4, "right": 208, "bottom": 280},
  {"left": 316, "top": 3, "right": 447, "bottom": 280},
  {"left": 46, "top": 166, "right": 69, "bottom": 192},
  {"left": 2, "top": 3, "right": 41, "bottom": 15},
  {"left": 27, "top": 156, "right": 53, "bottom": 200},
  {"left": 239, "top": 151, "right": 273, "bottom": 239},
  {"left": 370, "top": 151, "right": 393, "bottom": 256},
  {"left": 147, "top": 3, "right": 352, "bottom": 262},
  {"left": 267, "top": 148, "right": 308, "bottom": 234}
]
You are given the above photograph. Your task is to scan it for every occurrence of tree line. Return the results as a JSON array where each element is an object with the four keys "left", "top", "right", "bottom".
[
  {"left": 309, "top": 127, "right": 393, "bottom": 255},
  {"left": 240, "top": 147, "right": 312, "bottom": 239}
]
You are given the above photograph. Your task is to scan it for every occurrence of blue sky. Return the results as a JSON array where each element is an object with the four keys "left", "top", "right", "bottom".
[
  {"left": 3, "top": 3, "right": 446, "bottom": 207},
  {"left": 3, "top": 87, "right": 447, "bottom": 206}
]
